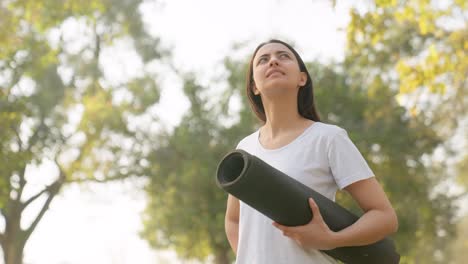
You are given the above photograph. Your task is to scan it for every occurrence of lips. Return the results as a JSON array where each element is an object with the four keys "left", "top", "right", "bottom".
[{"left": 266, "top": 69, "right": 285, "bottom": 78}]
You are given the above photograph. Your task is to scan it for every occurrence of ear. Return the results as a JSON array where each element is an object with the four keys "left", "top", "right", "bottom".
[
  {"left": 299, "top": 72, "right": 307, "bottom": 87},
  {"left": 252, "top": 83, "right": 260, "bottom": 95}
]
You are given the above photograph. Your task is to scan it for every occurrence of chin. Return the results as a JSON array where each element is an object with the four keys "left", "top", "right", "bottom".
[
  {"left": 263, "top": 80, "right": 295, "bottom": 91},
  {"left": 261, "top": 85, "right": 297, "bottom": 98}
]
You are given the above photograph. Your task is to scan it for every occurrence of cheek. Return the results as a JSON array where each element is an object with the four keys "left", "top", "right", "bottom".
[
  {"left": 252, "top": 69, "right": 263, "bottom": 84},
  {"left": 288, "top": 65, "right": 303, "bottom": 83}
]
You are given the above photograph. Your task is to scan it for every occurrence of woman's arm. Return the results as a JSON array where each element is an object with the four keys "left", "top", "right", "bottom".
[
  {"left": 333, "top": 177, "right": 398, "bottom": 247},
  {"left": 225, "top": 194, "right": 240, "bottom": 254},
  {"left": 272, "top": 177, "right": 398, "bottom": 250}
]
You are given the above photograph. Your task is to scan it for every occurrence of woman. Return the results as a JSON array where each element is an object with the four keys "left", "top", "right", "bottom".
[{"left": 224, "top": 39, "right": 398, "bottom": 263}]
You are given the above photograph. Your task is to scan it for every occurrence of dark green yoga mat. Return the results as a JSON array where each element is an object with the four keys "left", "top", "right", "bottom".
[{"left": 216, "top": 149, "right": 400, "bottom": 264}]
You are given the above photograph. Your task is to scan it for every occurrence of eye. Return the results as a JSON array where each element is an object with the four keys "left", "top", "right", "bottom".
[
  {"left": 257, "top": 57, "right": 268, "bottom": 65},
  {"left": 279, "top": 53, "right": 290, "bottom": 59}
]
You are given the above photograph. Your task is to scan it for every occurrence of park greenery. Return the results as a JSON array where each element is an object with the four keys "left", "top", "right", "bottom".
[{"left": 0, "top": 0, "right": 466, "bottom": 264}]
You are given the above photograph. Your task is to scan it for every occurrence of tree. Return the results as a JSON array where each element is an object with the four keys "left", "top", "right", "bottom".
[
  {"left": 346, "top": 0, "right": 467, "bottom": 133},
  {"left": 311, "top": 62, "right": 457, "bottom": 263},
  {"left": 345, "top": 1, "right": 467, "bottom": 261},
  {"left": 0, "top": 1, "right": 165, "bottom": 263},
  {"left": 346, "top": 0, "right": 467, "bottom": 183}
]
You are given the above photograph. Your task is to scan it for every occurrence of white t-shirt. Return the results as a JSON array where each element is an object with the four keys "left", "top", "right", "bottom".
[{"left": 234, "top": 121, "right": 374, "bottom": 264}]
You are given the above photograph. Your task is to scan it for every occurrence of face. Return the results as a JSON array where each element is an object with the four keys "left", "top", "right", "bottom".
[{"left": 251, "top": 43, "right": 307, "bottom": 96}]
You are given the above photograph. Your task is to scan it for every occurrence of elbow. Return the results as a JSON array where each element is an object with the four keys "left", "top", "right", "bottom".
[
  {"left": 388, "top": 208, "right": 399, "bottom": 234},
  {"left": 379, "top": 207, "right": 398, "bottom": 236}
]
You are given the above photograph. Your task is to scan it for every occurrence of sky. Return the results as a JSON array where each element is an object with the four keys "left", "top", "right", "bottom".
[{"left": 12, "top": 0, "right": 355, "bottom": 263}]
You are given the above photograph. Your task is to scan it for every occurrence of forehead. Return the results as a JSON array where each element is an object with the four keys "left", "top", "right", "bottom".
[{"left": 254, "top": 43, "right": 293, "bottom": 58}]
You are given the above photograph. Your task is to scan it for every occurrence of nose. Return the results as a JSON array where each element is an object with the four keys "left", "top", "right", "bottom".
[{"left": 269, "top": 56, "right": 279, "bottom": 66}]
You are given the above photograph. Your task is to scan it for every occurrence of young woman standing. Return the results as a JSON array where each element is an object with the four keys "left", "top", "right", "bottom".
[{"left": 224, "top": 39, "right": 398, "bottom": 263}]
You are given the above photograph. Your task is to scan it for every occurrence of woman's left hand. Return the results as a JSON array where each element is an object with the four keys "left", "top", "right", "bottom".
[{"left": 272, "top": 198, "right": 338, "bottom": 250}]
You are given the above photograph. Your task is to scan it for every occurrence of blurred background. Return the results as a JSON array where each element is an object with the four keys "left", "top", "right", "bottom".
[{"left": 0, "top": 0, "right": 467, "bottom": 263}]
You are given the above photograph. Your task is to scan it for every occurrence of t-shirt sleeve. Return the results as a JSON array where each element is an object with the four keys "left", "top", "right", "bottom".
[
  {"left": 327, "top": 128, "right": 374, "bottom": 189},
  {"left": 235, "top": 140, "right": 243, "bottom": 150}
]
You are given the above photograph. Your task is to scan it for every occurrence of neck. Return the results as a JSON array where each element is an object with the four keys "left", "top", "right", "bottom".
[{"left": 261, "top": 92, "right": 307, "bottom": 139}]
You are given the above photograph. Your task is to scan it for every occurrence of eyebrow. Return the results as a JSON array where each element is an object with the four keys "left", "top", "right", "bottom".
[{"left": 256, "top": 50, "right": 292, "bottom": 60}]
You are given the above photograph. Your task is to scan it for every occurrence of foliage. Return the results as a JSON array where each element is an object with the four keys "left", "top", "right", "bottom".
[
  {"left": 0, "top": 0, "right": 164, "bottom": 263},
  {"left": 345, "top": 1, "right": 467, "bottom": 261},
  {"left": 141, "top": 60, "right": 259, "bottom": 264},
  {"left": 312, "top": 63, "right": 456, "bottom": 263},
  {"left": 448, "top": 214, "right": 468, "bottom": 264}
]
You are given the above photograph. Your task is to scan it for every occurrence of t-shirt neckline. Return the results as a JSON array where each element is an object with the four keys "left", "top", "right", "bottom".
[{"left": 256, "top": 121, "right": 319, "bottom": 152}]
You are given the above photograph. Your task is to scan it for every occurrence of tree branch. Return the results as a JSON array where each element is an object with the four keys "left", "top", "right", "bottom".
[
  {"left": 26, "top": 117, "right": 46, "bottom": 152},
  {"left": 11, "top": 125, "right": 23, "bottom": 151},
  {"left": 20, "top": 185, "right": 50, "bottom": 211},
  {"left": 23, "top": 164, "right": 65, "bottom": 242},
  {"left": 22, "top": 188, "right": 56, "bottom": 242},
  {"left": 16, "top": 164, "right": 27, "bottom": 203},
  {"left": 20, "top": 154, "right": 69, "bottom": 210},
  {"left": 67, "top": 167, "right": 143, "bottom": 184}
]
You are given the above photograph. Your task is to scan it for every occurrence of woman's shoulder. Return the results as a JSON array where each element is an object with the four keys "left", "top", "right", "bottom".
[
  {"left": 305, "top": 122, "right": 354, "bottom": 155},
  {"left": 236, "top": 129, "right": 260, "bottom": 149},
  {"left": 312, "top": 121, "right": 347, "bottom": 138}
]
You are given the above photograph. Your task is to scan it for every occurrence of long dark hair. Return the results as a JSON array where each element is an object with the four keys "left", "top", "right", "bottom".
[{"left": 245, "top": 39, "right": 320, "bottom": 122}]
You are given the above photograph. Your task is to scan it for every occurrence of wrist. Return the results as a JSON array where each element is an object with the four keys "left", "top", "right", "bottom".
[{"left": 330, "top": 230, "right": 345, "bottom": 249}]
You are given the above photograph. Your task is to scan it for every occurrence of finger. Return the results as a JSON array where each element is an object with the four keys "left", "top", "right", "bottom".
[
  {"left": 295, "top": 239, "right": 303, "bottom": 247},
  {"left": 273, "top": 222, "right": 300, "bottom": 238},
  {"left": 272, "top": 222, "right": 289, "bottom": 232},
  {"left": 283, "top": 230, "right": 298, "bottom": 238},
  {"left": 309, "top": 198, "right": 324, "bottom": 222}
]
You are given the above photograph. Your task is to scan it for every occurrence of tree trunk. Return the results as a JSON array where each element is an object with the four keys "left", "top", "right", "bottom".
[
  {"left": 214, "top": 249, "right": 230, "bottom": 264},
  {"left": 2, "top": 241, "right": 24, "bottom": 264},
  {"left": 2, "top": 200, "right": 25, "bottom": 264},
  {"left": 1, "top": 174, "right": 63, "bottom": 264}
]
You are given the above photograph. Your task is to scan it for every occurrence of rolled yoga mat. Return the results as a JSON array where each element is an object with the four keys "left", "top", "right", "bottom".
[{"left": 216, "top": 149, "right": 400, "bottom": 264}]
